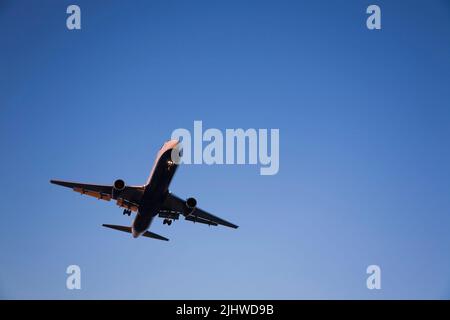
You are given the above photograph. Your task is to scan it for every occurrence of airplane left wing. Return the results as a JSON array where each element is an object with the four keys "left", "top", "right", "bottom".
[
  {"left": 160, "top": 193, "right": 239, "bottom": 229},
  {"left": 50, "top": 180, "right": 143, "bottom": 212}
]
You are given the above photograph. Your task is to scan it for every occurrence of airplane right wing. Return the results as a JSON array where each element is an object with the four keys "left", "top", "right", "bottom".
[
  {"left": 160, "top": 193, "right": 239, "bottom": 229},
  {"left": 50, "top": 180, "right": 143, "bottom": 212}
]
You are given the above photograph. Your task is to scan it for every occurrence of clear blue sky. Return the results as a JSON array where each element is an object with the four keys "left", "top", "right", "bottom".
[{"left": 1, "top": 0, "right": 450, "bottom": 299}]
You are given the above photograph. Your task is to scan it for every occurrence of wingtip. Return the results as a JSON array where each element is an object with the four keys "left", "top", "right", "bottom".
[{"left": 227, "top": 222, "right": 239, "bottom": 229}]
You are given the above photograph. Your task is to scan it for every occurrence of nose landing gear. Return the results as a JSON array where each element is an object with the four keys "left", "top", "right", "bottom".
[
  {"left": 167, "top": 160, "right": 176, "bottom": 171},
  {"left": 163, "top": 218, "right": 173, "bottom": 226},
  {"left": 123, "top": 209, "right": 132, "bottom": 216}
]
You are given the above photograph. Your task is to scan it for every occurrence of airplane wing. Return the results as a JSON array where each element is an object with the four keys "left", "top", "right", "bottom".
[
  {"left": 160, "top": 193, "right": 239, "bottom": 229},
  {"left": 50, "top": 180, "right": 143, "bottom": 212}
]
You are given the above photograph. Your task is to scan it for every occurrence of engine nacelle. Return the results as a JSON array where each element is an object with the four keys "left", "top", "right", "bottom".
[
  {"left": 183, "top": 197, "right": 197, "bottom": 217},
  {"left": 113, "top": 179, "right": 126, "bottom": 191},
  {"left": 112, "top": 179, "right": 125, "bottom": 198}
]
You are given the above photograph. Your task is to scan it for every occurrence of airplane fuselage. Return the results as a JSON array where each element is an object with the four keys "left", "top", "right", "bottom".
[
  {"left": 50, "top": 138, "right": 237, "bottom": 241},
  {"left": 131, "top": 141, "right": 179, "bottom": 237}
]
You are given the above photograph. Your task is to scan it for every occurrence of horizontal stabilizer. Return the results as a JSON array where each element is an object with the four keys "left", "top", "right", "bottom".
[{"left": 102, "top": 224, "right": 169, "bottom": 241}]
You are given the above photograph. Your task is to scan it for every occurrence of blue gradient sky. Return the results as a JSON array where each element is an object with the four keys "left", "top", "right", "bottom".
[{"left": 1, "top": 0, "right": 450, "bottom": 299}]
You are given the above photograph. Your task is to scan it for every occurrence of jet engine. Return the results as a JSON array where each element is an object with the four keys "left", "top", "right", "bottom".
[
  {"left": 113, "top": 179, "right": 126, "bottom": 191},
  {"left": 183, "top": 197, "right": 197, "bottom": 217},
  {"left": 112, "top": 179, "right": 125, "bottom": 198}
]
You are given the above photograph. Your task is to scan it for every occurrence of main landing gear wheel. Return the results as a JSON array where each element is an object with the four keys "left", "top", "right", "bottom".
[
  {"left": 163, "top": 219, "right": 173, "bottom": 226},
  {"left": 123, "top": 209, "right": 132, "bottom": 216}
]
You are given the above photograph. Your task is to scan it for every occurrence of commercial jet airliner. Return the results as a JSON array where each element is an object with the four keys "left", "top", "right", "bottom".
[{"left": 50, "top": 140, "right": 238, "bottom": 241}]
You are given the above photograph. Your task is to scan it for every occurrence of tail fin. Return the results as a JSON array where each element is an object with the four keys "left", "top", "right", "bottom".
[{"left": 102, "top": 224, "right": 169, "bottom": 241}]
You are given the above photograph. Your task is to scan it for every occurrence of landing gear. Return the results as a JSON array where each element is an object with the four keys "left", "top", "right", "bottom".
[
  {"left": 163, "top": 218, "right": 173, "bottom": 226},
  {"left": 123, "top": 209, "right": 132, "bottom": 216},
  {"left": 167, "top": 160, "right": 175, "bottom": 171}
]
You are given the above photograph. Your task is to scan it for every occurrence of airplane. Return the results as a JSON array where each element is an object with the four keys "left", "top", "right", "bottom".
[{"left": 50, "top": 139, "right": 238, "bottom": 241}]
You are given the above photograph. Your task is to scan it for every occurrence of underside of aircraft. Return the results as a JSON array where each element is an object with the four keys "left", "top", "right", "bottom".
[{"left": 50, "top": 140, "right": 238, "bottom": 241}]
